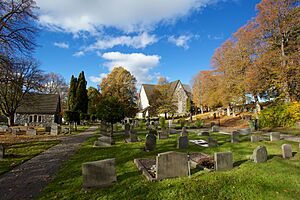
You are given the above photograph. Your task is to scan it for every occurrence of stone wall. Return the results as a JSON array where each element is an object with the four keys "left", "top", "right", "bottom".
[
  {"left": 15, "top": 114, "right": 56, "bottom": 126},
  {"left": 174, "top": 82, "right": 189, "bottom": 114}
]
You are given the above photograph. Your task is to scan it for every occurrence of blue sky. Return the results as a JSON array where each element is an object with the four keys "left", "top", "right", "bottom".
[{"left": 34, "top": 0, "right": 261, "bottom": 88}]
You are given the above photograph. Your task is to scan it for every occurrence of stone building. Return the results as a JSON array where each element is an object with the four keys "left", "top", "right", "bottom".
[
  {"left": 15, "top": 93, "right": 62, "bottom": 126},
  {"left": 137, "top": 80, "right": 191, "bottom": 118}
]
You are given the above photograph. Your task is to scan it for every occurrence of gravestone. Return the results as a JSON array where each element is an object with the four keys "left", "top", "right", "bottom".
[
  {"left": 82, "top": 158, "right": 117, "bottom": 188},
  {"left": 124, "top": 123, "right": 130, "bottom": 136},
  {"left": 0, "top": 126, "right": 8, "bottom": 132},
  {"left": 50, "top": 124, "right": 61, "bottom": 136},
  {"left": 129, "top": 130, "right": 138, "bottom": 142},
  {"left": 177, "top": 136, "right": 188, "bottom": 149},
  {"left": 296, "top": 121, "right": 300, "bottom": 129},
  {"left": 168, "top": 120, "right": 172, "bottom": 128},
  {"left": 145, "top": 132, "right": 156, "bottom": 151},
  {"left": 252, "top": 146, "right": 268, "bottom": 163},
  {"left": 282, "top": 144, "right": 292, "bottom": 159},
  {"left": 45, "top": 126, "right": 51, "bottom": 133},
  {"left": 94, "top": 136, "right": 115, "bottom": 146},
  {"left": 169, "top": 129, "right": 177, "bottom": 134},
  {"left": 7, "top": 128, "right": 12, "bottom": 133},
  {"left": 214, "top": 152, "right": 233, "bottom": 171},
  {"left": 0, "top": 145, "right": 4, "bottom": 159},
  {"left": 12, "top": 128, "right": 18, "bottom": 135},
  {"left": 212, "top": 125, "right": 219, "bottom": 132},
  {"left": 251, "top": 135, "right": 260, "bottom": 143},
  {"left": 238, "top": 128, "right": 251, "bottom": 135},
  {"left": 26, "top": 129, "right": 37, "bottom": 136},
  {"left": 156, "top": 151, "right": 188, "bottom": 180},
  {"left": 208, "top": 137, "right": 218, "bottom": 147},
  {"left": 158, "top": 127, "right": 169, "bottom": 139},
  {"left": 270, "top": 132, "right": 280, "bottom": 141},
  {"left": 201, "top": 131, "right": 209, "bottom": 136},
  {"left": 231, "top": 131, "right": 239, "bottom": 143},
  {"left": 181, "top": 127, "right": 188, "bottom": 136}
]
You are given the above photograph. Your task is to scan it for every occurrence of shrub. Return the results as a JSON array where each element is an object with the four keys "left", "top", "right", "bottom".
[
  {"left": 195, "top": 120, "right": 204, "bottom": 128},
  {"left": 159, "top": 117, "right": 166, "bottom": 128},
  {"left": 179, "top": 118, "right": 186, "bottom": 128},
  {"left": 259, "top": 102, "right": 300, "bottom": 128}
]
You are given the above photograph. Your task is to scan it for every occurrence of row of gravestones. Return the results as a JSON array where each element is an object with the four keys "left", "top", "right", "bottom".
[
  {"left": 82, "top": 141, "right": 299, "bottom": 189},
  {"left": 0, "top": 124, "right": 65, "bottom": 136}
]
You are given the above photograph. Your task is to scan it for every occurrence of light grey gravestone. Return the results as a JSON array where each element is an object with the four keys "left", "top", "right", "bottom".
[
  {"left": 129, "top": 130, "right": 138, "bottom": 142},
  {"left": 26, "top": 129, "right": 37, "bottom": 136},
  {"left": 212, "top": 125, "right": 219, "bottom": 132},
  {"left": 156, "top": 151, "right": 188, "bottom": 180},
  {"left": 214, "top": 152, "right": 233, "bottom": 171},
  {"left": 270, "top": 132, "right": 280, "bottom": 141},
  {"left": 252, "top": 146, "right": 268, "bottom": 163},
  {"left": 181, "top": 127, "right": 188, "bottom": 136},
  {"left": 208, "top": 137, "right": 218, "bottom": 147},
  {"left": 145, "top": 132, "right": 157, "bottom": 151},
  {"left": 177, "top": 136, "right": 188, "bottom": 149},
  {"left": 124, "top": 123, "right": 130, "bottom": 136},
  {"left": 94, "top": 136, "right": 115, "bottom": 146},
  {"left": 82, "top": 158, "right": 117, "bottom": 188},
  {"left": 158, "top": 127, "right": 169, "bottom": 139},
  {"left": 251, "top": 135, "right": 260, "bottom": 143},
  {"left": 238, "top": 128, "right": 251, "bottom": 135},
  {"left": 282, "top": 144, "right": 292, "bottom": 159},
  {"left": 296, "top": 121, "right": 300, "bottom": 129},
  {"left": 0, "top": 145, "right": 4, "bottom": 159},
  {"left": 50, "top": 124, "right": 61, "bottom": 136},
  {"left": 231, "top": 131, "right": 239, "bottom": 143}
]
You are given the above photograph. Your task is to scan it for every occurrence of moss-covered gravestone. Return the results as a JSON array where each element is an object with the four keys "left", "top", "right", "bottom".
[
  {"left": 214, "top": 152, "right": 233, "bottom": 171},
  {"left": 252, "top": 146, "right": 268, "bottom": 163}
]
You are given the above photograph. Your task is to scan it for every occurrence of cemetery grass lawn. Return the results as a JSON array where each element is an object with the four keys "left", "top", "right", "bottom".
[
  {"left": 38, "top": 131, "right": 300, "bottom": 200},
  {"left": 0, "top": 140, "right": 59, "bottom": 175}
]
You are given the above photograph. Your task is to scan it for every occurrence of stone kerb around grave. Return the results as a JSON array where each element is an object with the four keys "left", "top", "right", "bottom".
[
  {"left": 82, "top": 158, "right": 117, "bottom": 188},
  {"left": 156, "top": 151, "right": 189, "bottom": 180}
]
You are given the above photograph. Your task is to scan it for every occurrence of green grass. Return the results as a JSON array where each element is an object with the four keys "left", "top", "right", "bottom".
[
  {"left": 262, "top": 127, "right": 300, "bottom": 136},
  {"left": 38, "top": 130, "right": 300, "bottom": 200},
  {"left": 0, "top": 140, "right": 59, "bottom": 175}
]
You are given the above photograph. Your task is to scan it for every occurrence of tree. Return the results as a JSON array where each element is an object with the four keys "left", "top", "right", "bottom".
[
  {"left": 148, "top": 77, "right": 177, "bottom": 118},
  {"left": 68, "top": 75, "right": 77, "bottom": 111},
  {"left": 0, "top": 0, "right": 38, "bottom": 60},
  {"left": 96, "top": 96, "right": 125, "bottom": 136},
  {"left": 0, "top": 57, "right": 44, "bottom": 125},
  {"left": 41, "top": 72, "right": 68, "bottom": 111},
  {"left": 76, "top": 71, "right": 88, "bottom": 116},
  {"left": 255, "top": 0, "right": 300, "bottom": 101},
  {"left": 87, "top": 87, "right": 100, "bottom": 119},
  {"left": 100, "top": 67, "right": 138, "bottom": 117},
  {"left": 64, "top": 110, "right": 80, "bottom": 133}
]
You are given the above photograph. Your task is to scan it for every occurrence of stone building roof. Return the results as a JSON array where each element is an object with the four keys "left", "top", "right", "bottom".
[{"left": 16, "top": 93, "right": 61, "bottom": 115}]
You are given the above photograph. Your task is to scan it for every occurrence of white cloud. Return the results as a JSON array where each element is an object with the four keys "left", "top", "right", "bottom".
[
  {"left": 73, "top": 51, "right": 85, "bottom": 57},
  {"left": 101, "top": 52, "right": 161, "bottom": 84},
  {"left": 168, "top": 35, "right": 192, "bottom": 49},
  {"left": 53, "top": 42, "right": 69, "bottom": 49},
  {"left": 85, "top": 32, "right": 157, "bottom": 51},
  {"left": 36, "top": 0, "right": 225, "bottom": 33},
  {"left": 207, "top": 33, "right": 224, "bottom": 40},
  {"left": 89, "top": 73, "right": 108, "bottom": 83}
]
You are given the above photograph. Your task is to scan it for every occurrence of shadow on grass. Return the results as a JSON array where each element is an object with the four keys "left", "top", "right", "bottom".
[
  {"left": 4, "top": 153, "right": 23, "bottom": 159},
  {"left": 233, "top": 159, "right": 248, "bottom": 167}
]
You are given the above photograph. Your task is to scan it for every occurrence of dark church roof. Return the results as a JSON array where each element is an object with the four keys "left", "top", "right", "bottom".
[{"left": 16, "top": 93, "right": 61, "bottom": 114}]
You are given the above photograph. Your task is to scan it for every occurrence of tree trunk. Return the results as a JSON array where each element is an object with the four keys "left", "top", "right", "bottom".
[
  {"left": 227, "top": 105, "right": 231, "bottom": 116},
  {"left": 200, "top": 105, "right": 203, "bottom": 114},
  {"left": 69, "top": 123, "right": 72, "bottom": 134},
  {"left": 74, "top": 122, "right": 77, "bottom": 131},
  {"left": 254, "top": 95, "right": 261, "bottom": 114},
  {"left": 8, "top": 114, "right": 14, "bottom": 126},
  {"left": 165, "top": 112, "right": 167, "bottom": 119},
  {"left": 281, "top": 32, "right": 291, "bottom": 102}
]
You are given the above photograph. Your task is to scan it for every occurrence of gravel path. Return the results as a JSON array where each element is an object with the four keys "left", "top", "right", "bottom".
[{"left": 0, "top": 126, "right": 97, "bottom": 200}]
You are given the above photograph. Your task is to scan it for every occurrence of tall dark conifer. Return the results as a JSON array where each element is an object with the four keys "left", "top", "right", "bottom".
[
  {"left": 68, "top": 75, "right": 77, "bottom": 111},
  {"left": 76, "top": 71, "right": 88, "bottom": 114}
]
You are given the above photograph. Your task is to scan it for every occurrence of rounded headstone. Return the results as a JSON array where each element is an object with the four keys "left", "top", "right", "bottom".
[{"left": 252, "top": 146, "right": 268, "bottom": 163}]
